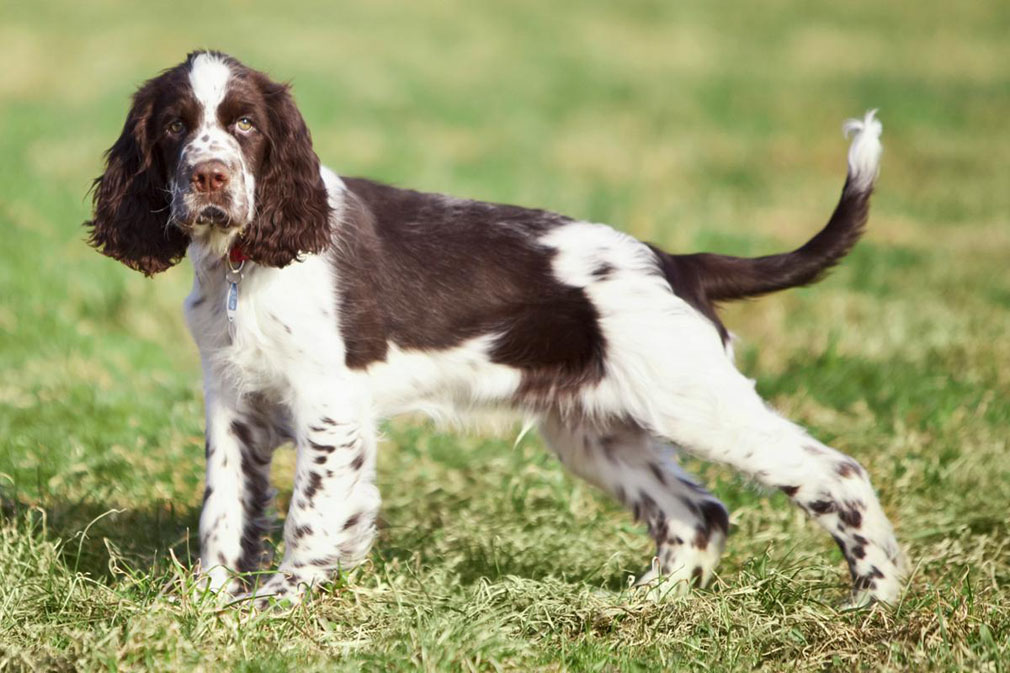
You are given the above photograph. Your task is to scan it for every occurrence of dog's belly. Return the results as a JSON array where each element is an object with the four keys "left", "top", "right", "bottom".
[{"left": 351, "top": 335, "right": 524, "bottom": 419}]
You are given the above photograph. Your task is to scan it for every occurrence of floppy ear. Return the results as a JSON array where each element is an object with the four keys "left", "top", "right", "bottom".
[
  {"left": 240, "top": 78, "right": 332, "bottom": 267},
  {"left": 85, "top": 82, "right": 189, "bottom": 276}
]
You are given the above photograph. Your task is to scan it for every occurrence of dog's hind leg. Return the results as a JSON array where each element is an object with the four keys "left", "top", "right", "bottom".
[
  {"left": 630, "top": 343, "right": 906, "bottom": 604},
  {"left": 539, "top": 414, "right": 729, "bottom": 597}
]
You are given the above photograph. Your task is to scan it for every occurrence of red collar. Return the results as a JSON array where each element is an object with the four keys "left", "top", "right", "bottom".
[{"left": 228, "top": 243, "right": 247, "bottom": 266}]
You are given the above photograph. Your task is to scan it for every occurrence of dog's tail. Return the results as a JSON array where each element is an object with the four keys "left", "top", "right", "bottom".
[{"left": 671, "top": 110, "right": 883, "bottom": 302}]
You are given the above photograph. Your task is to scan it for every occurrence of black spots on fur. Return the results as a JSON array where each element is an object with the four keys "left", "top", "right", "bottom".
[
  {"left": 803, "top": 444, "right": 826, "bottom": 456},
  {"left": 309, "top": 440, "right": 337, "bottom": 453},
  {"left": 313, "top": 455, "right": 327, "bottom": 465},
  {"left": 853, "top": 576, "right": 874, "bottom": 592},
  {"left": 294, "top": 525, "right": 313, "bottom": 539},
  {"left": 839, "top": 504, "right": 864, "bottom": 529},
  {"left": 853, "top": 534, "right": 869, "bottom": 546},
  {"left": 203, "top": 486, "right": 213, "bottom": 503},
  {"left": 853, "top": 568, "right": 884, "bottom": 593},
  {"left": 234, "top": 431, "right": 272, "bottom": 572},
  {"left": 240, "top": 525, "right": 265, "bottom": 570},
  {"left": 649, "top": 462, "right": 667, "bottom": 486},
  {"left": 807, "top": 500, "right": 835, "bottom": 515},
  {"left": 689, "top": 498, "right": 728, "bottom": 551},
  {"left": 691, "top": 566, "right": 703, "bottom": 584},
  {"left": 851, "top": 545, "right": 866, "bottom": 560},
  {"left": 699, "top": 500, "right": 730, "bottom": 538},
  {"left": 648, "top": 511, "right": 668, "bottom": 542},
  {"left": 342, "top": 513, "right": 360, "bottom": 531},
  {"left": 693, "top": 525, "right": 710, "bottom": 551},
  {"left": 599, "top": 436, "right": 620, "bottom": 465},
  {"left": 349, "top": 451, "right": 365, "bottom": 472},
  {"left": 677, "top": 476, "right": 705, "bottom": 495},
  {"left": 205, "top": 441, "right": 214, "bottom": 459},
  {"left": 240, "top": 456, "right": 262, "bottom": 486},
  {"left": 678, "top": 495, "right": 701, "bottom": 518},
  {"left": 804, "top": 497, "right": 863, "bottom": 529},
  {"left": 779, "top": 485, "right": 799, "bottom": 498},
  {"left": 270, "top": 313, "right": 293, "bottom": 334},
  {"left": 639, "top": 491, "right": 658, "bottom": 518},
  {"left": 217, "top": 552, "right": 228, "bottom": 566},
  {"left": 303, "top": 472, "right": 323, "bottom": 502},
  {"left": 591, "top": 262, "right": 614, "bottom": 280},
  {"left": 836, "top": 459, "right": 864, "bottom": 479},
  {"left": 231, "top": 420, "right": 253, "bottom": 448},
  {"left": 320, "top": 417, "right": 337, "bottom": 427}
]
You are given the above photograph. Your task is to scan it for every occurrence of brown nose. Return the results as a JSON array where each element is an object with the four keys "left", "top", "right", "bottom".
[{"left": 191, "top": 161, "right": 230, "bottom": 193}]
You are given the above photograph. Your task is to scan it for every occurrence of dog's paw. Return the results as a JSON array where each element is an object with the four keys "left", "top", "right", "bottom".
[
  {"left": 633, "top": 544, "right": 721, "bottom": 601},
  {"left": 229, "top": 572, "right": 307, "bottom": 610}
]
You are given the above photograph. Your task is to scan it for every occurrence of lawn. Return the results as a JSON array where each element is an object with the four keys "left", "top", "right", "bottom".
[{"left": 1, "top": 0, "right": 1009, "bottom": 670}]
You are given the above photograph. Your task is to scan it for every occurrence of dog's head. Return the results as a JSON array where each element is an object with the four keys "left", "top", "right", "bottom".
[{"left": 86, "top": 51, "right": 332, "bottom": 275}]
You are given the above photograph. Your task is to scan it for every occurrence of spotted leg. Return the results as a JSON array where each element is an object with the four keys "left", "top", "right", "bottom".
[
  {"left": 238, "top": 385, "right": 380, "bottom": 606},
  {"left": 198, "top": 384, "right": 279, "bottom": 594},
  {"left": 539, "top": 414, "right": 729, "bottom": 597},
  {"left": 641, "top": 351, "right": 907, "bottom": 604}
]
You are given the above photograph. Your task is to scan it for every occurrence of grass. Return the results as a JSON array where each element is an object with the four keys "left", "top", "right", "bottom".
[{"left": 1, "top": 0, "right": 1009, "bottom": 670}]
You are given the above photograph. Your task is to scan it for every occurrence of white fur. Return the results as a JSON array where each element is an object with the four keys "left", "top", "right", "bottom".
[
  {"left": 353, "top": 338, "right": 522, "bottom": 419},
  {"left": 540, "top": 415, "right": 726, "bottom": 596},
  {"left": 173, "top": 54, "right": 256, "bottom": 258},
  {"left": 189, "top": 53, "right": 231, "bottom": 113},
  {"left": 539, "top": 220, "right": 730, "bottom": 428},
  {"left": 843, "top": 109, "right": 883, "bottom": 191}
]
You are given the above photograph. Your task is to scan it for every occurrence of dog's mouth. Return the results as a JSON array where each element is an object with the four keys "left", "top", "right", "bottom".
[{"left": 194, "top": 205, "right": 232, "bottom": 228}]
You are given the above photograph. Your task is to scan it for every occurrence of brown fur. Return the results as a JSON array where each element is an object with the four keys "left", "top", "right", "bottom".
[{"left": 85, "top": 51, "right": 332, "bottom": 273}]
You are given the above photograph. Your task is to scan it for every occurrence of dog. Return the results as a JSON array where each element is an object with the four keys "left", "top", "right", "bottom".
[{"left": 86, "top": 51, "right": 905, "bottom": 606}]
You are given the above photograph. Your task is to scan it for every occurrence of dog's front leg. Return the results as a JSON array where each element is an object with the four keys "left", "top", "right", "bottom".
[
  {"left": 198, "top": 381, "right": 275, "bottom": 594},
  {"left": 243, "top": 382, "right": 380, "bottom": 606}
]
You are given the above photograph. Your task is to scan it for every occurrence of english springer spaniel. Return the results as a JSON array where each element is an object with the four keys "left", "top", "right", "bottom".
[{"left": 86, "top": 51, "right": 905, "bottom": 607}]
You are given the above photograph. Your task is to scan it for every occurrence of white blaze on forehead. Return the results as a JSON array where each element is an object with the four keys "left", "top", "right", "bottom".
[{"left": 188, "top": 53, "right": 231, "bottom": 124}]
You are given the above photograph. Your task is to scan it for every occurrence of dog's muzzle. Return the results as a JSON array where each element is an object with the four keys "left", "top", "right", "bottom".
[{"left": 196, "top": 205, "right": 231, "bottom": 227}]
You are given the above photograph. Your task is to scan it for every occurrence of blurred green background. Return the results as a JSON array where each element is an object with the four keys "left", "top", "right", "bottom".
[{"left": 1, "top": 1, "right": 1008, "bottom": 671}]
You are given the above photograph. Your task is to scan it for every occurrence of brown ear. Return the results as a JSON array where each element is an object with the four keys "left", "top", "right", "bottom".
[
  {"left": 85, "top": 81, "right": 189, "bottom": 276},
  {"left": 240, "top": 77, "right": 332, "bottom": 267}
]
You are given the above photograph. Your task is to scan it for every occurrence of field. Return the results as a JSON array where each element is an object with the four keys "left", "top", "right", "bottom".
[{"left": 1, "top": 1, "right": 1009, "bottom": 670}]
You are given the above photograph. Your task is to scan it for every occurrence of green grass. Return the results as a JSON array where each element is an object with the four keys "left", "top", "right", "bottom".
[{"left": 2, "top": 0, "right": 1009, "bottom": 670}]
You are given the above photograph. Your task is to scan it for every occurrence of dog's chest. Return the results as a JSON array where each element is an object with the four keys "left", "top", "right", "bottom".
[{"left": 184, "top": 255, "right": 342, "bottom": 392}]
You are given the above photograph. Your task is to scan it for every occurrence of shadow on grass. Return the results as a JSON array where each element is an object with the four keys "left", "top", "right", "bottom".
[
  {"left": 1, "top": 492, "right": 202, "bottom": 581},
  {"left": 2, "top": 482, "right": 638, "bottom": 594}
]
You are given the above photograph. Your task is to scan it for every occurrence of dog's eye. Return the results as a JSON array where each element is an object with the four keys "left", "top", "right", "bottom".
[
  {"left": 235, "top": 117, "right": 255, "bottom": 133},
  {"left": 166, "top": 120, "right": 186, "bottom": 136}
]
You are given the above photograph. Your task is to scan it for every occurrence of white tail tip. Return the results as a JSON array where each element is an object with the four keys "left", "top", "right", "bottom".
[{"left": 842, "top": 109, "right": 882, "bottom": 190}]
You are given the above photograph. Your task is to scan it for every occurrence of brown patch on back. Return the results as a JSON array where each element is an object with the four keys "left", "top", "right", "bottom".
[{"left": 333, "top": 179, "right": 607, "bottom": 403}]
